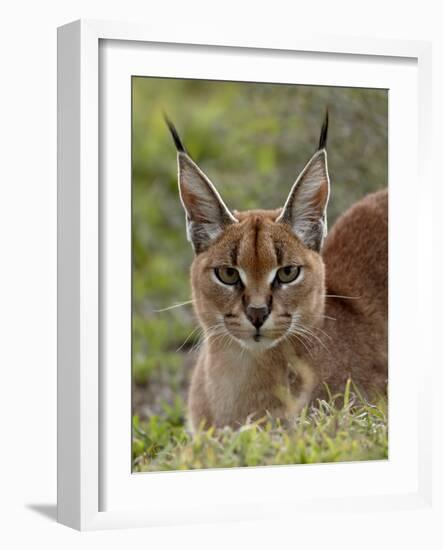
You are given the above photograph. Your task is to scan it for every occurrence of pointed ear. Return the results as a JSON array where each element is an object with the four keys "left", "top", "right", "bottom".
[
  {"left": 164, "top": 117, "right": 237, "bottom": 253},
  {"left": 276, "top": 149, "right": 330, "bottom": 251},
  {"left": 177, "top": 152, "right": 237, "bottom": 253}
]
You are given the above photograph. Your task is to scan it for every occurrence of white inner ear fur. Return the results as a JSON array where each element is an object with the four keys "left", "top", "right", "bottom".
[
  {"left": 276, "top": 149, "right": 330, "bottom": 246},
  {"left": 178, "top": 153, "right": 238, "bottom": 226}
]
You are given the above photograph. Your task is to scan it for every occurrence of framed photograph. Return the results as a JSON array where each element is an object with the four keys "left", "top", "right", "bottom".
[{"left": 57, "top": 19, "right": 433, "bottom": 530}]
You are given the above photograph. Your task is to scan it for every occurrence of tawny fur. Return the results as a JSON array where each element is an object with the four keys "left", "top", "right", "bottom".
[
  {"left": 187, "top": 191, "right": 388, "bottom": 429},
  {"left": 165, "top": 117, "right": 388, "bottom": 430}
]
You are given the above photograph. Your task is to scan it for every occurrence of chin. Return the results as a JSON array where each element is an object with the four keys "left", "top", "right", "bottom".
[{"left": 234, "top": 335, "right": 281, "bottom": 354}]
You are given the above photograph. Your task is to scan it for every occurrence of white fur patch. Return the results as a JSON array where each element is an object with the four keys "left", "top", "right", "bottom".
[
  {"left": 178, "top": 153, "right": 238, "bottom": 251},
  {"left": 266, "top": 267, "right": 278, "bottom": 285},
  {"left": 276, "top": 149, "right": 330, "bottom": 250},
  {"left": 178, "top": 153, "right": 237, "bottom": 226},
  {"left": 237, "top": 267, "right": 248, "bottom": 287}
]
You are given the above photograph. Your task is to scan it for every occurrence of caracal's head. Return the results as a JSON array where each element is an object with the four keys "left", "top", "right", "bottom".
[{"left": 166, "top": 114, "right": 330, "bottom": 353}]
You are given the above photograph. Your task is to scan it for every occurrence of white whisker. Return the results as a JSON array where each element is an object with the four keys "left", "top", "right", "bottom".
[
  {"left": 287, "top": 332, "right": 314, "bottom": 358},
  {"left": 324, "top": 294, "right": 360, "bottom": 300},
  {"left": 294, "top": 323, "right": 331, "bottom": 354},
  {"left": 176, "top": 325, "right": 202, "bottom": 352},
  {"left": 307, "top": 324, "right": 333, "bottom": 342},
  {"left": 190, "top": 321, "right": 226, "bottom": 354},
  {"left": 154, "top": 300, "right": 194, "bottom": 313}
]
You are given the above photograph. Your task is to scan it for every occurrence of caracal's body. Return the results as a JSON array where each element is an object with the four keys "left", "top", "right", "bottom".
[
  {"left": 165, "top": 115, "right": 387, "bottom": 430},
  {"left": 188, "top": 190, "right": 387, "bottom": 429}
]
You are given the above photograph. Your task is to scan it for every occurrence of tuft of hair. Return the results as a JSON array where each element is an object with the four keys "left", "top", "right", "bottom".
[
  {"left": 164, "top": 115, "right": 186, "bottom": 153},
  {"left": 317, "top": 109, "right": 329, "bottom": 151}
]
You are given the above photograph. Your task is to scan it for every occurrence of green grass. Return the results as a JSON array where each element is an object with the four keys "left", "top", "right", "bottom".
[{"left": 132, "top": 384, "right": 388, "bottom": 472}]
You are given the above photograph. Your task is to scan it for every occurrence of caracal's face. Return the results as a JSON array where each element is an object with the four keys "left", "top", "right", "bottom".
[{"left": 191, "top": 209, "right": 325, "bottom": 352}]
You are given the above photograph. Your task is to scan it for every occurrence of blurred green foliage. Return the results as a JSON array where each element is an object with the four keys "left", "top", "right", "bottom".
[{"left": 132, "top": 77, "right": 388, "bottom": 469}]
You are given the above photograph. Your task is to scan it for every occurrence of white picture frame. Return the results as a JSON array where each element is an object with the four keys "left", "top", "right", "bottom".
[{"left": 57, "top": 19, "right": 434, "bottom": 531}]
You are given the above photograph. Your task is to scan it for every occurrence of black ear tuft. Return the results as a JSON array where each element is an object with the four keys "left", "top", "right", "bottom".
[
  {"left": 164, "top": 115, "right": 187, "bottom": 153},
  {"left": 318, "top": 109, "right": 329, "bottom": 150}
]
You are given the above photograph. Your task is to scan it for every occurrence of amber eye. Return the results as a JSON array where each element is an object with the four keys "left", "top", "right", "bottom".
[
  {"left": 276, "top": 265, "right": 301, "bottom": 284},
  {"left": 215, "top": 266, "right": 240, "bottom": 285}
]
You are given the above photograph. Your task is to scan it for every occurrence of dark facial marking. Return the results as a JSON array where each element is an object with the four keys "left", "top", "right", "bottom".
[
  {"left": 253, "top": 219, "right": 260, "bottom": 259},
  {"left": 273, "top": 240, "right": 284, "bottom": 265},
  {"left": 230, "top": 239, "right": 240, "bottom": 266}
]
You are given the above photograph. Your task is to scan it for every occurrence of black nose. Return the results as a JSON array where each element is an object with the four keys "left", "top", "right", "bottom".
[{"left": 246, "top": 305, "right": 269, "bottom": 329}]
